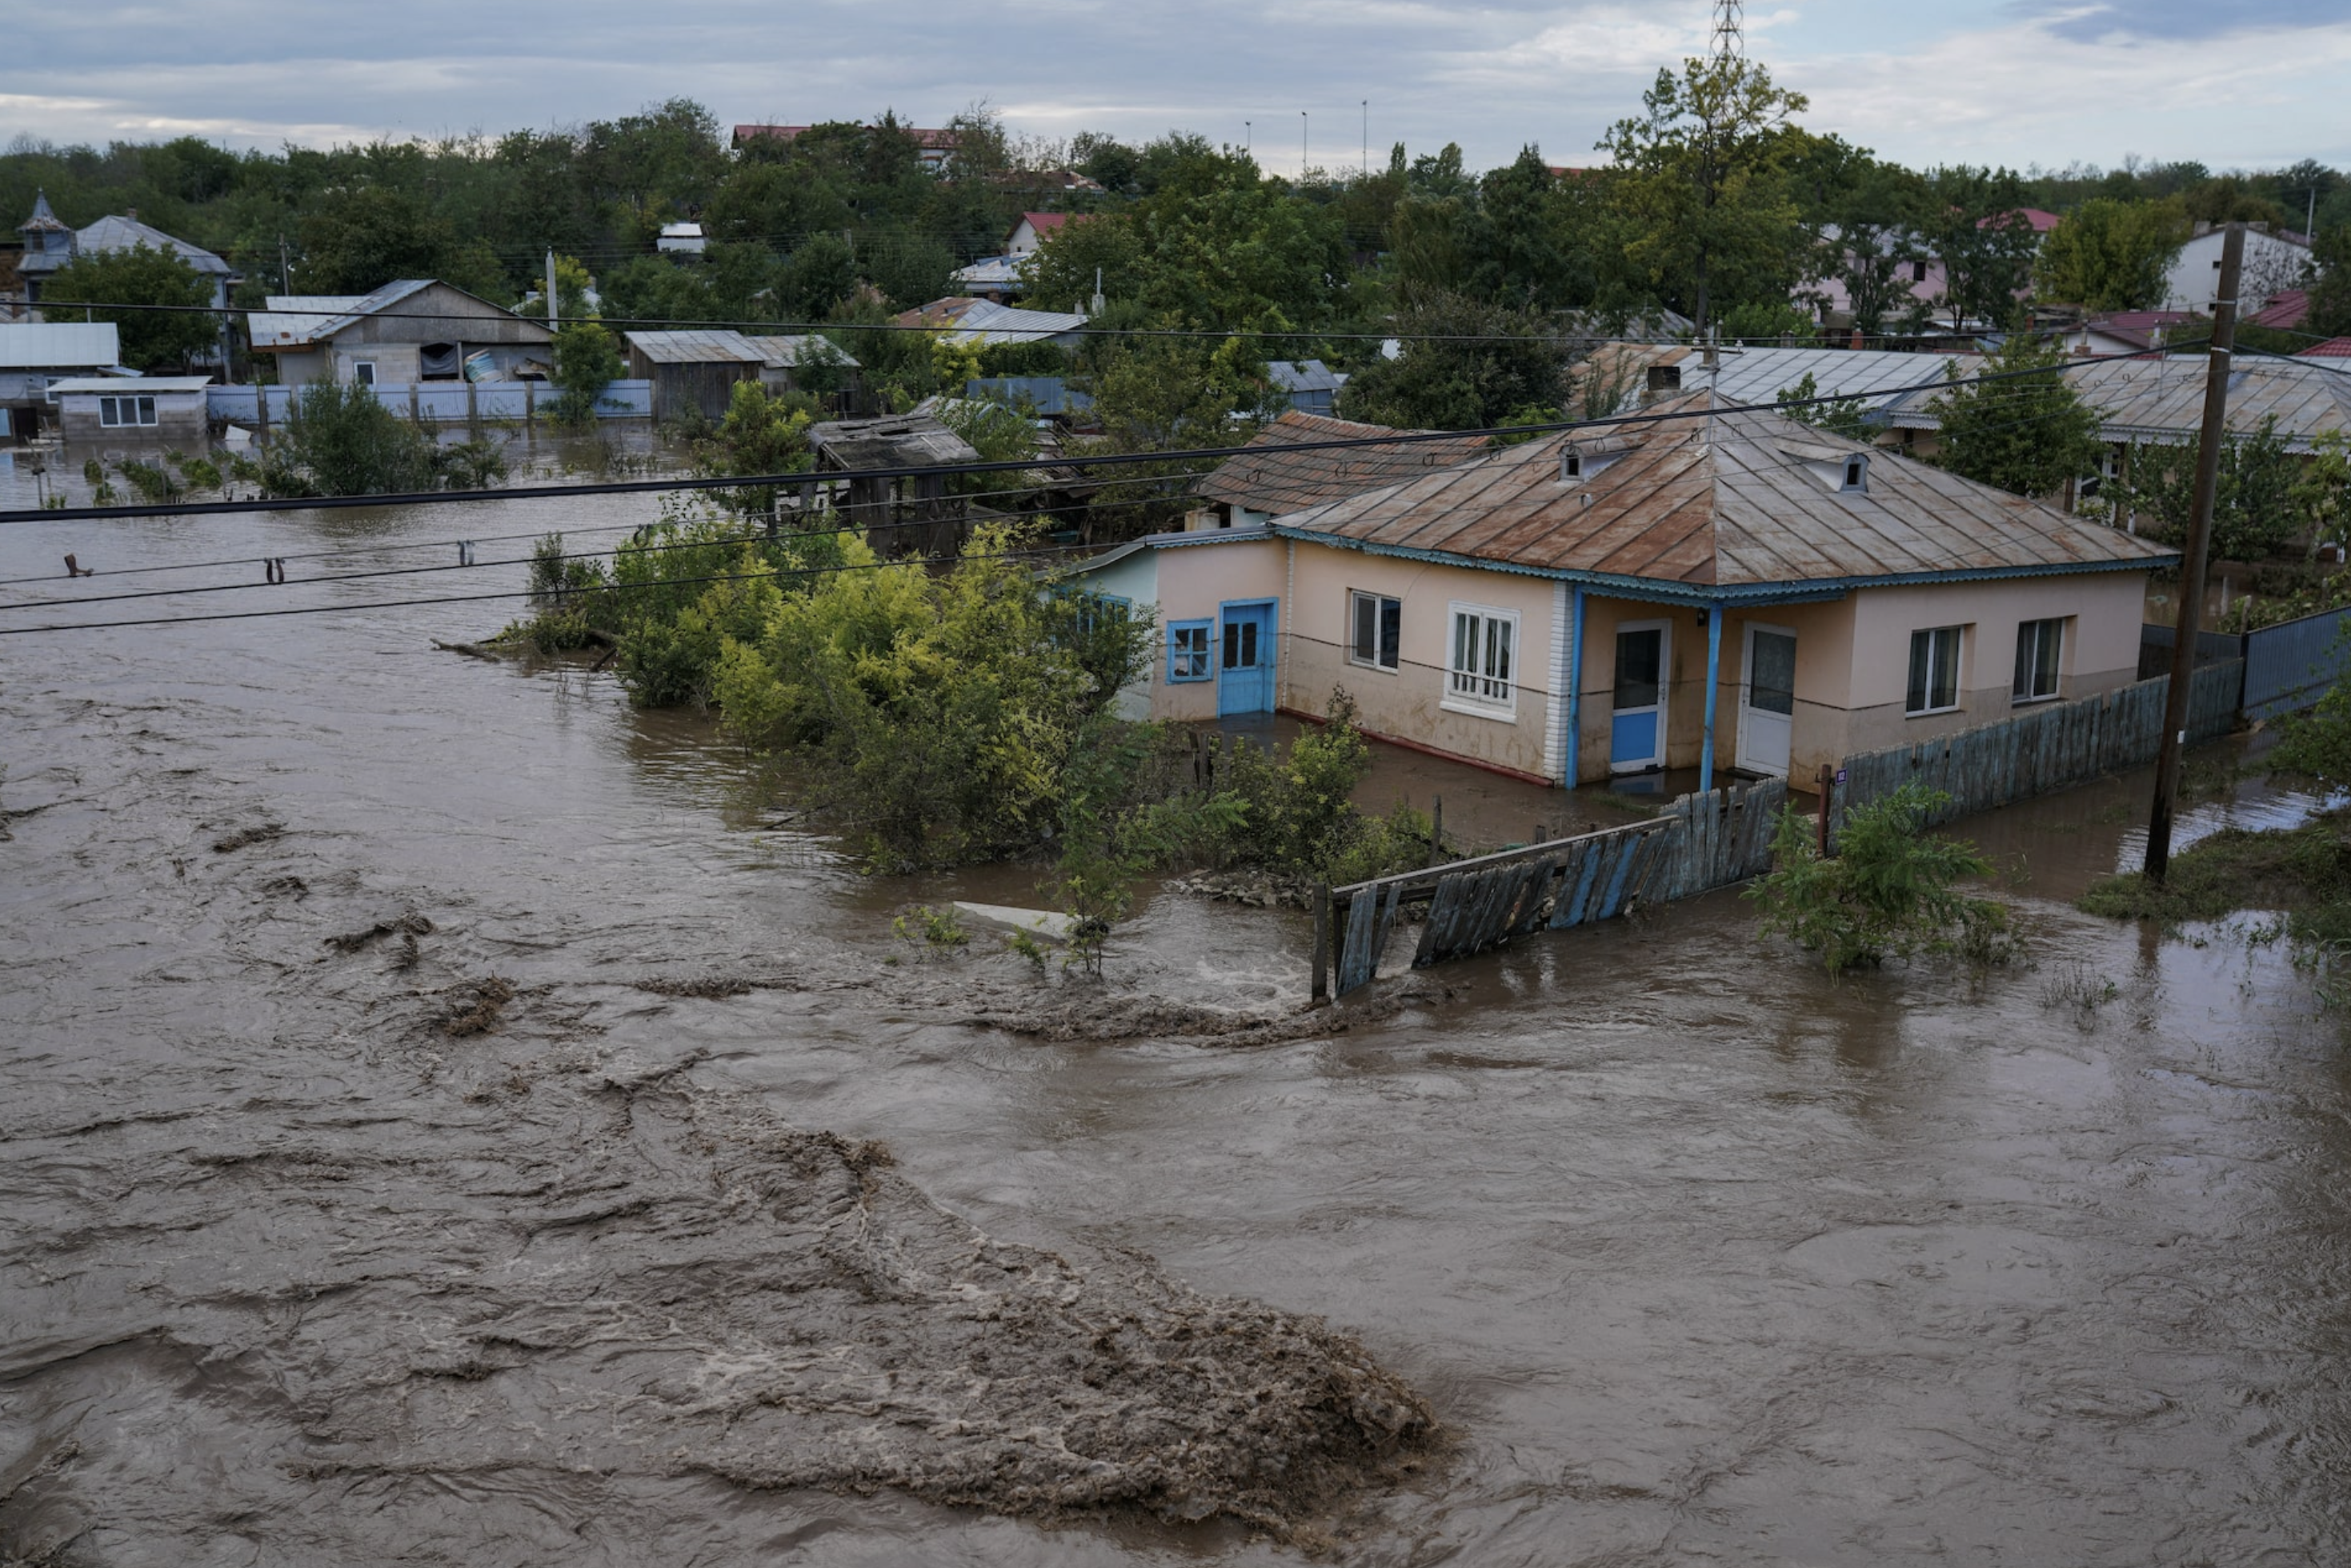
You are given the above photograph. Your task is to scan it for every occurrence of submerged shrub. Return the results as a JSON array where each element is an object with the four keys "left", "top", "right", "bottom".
[{"left": 1748, "top": 782, "right": 2012, "bottom": 973}]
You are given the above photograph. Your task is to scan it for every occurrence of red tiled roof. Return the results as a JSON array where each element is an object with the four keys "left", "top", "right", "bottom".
[
  {"left": 733, "top": 123, "right": 960, "bottom": 150},
  {"left": 2249, "top": 289, "right": 2309, "bottom": 330},
  {"left": 1196, "top": 412, "right": 1492, "bottom": 516},
  {"left": 2300, "top": 337, "right": 2351, "bottom": 358}
]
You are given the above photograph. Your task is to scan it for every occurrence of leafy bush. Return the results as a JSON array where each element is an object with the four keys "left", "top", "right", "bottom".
[
  {"left": 550, "top": 323, "right": 626, "bottom": 428},
  {"left": 1748, "top": 782, "right": 2012, "bottom": 972}
]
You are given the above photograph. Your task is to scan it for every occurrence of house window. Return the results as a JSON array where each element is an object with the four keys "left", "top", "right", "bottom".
[
  {"left": 1071, "top": 592, "right": 1129, "bottom": 636},
  {"left": 1446, "top": 603, "right": 1516, "bottom": 713},
  {"left": 1349, "top": 590, "right": 1400, "bottom": 672},
  {"left": 97, "top": 394, "right": 158, "bottom": 428},
  {"left": 1840, "top": 455, "right": 1867, "bottom": 492},
  {"left": 1906, "top": 626, "right": 1964, "bottom": 716},
  {"left": 2013, "top": 618, "right": 2064, "bottom": 703},
  {"left": 1912, "top": 261, "right": 1928, "bottom": 283},
  {"left": 1167, "top": 621, "right": 1212, "bottom": 682},
  {"left": 352, "top": 361, "right": 377, "bottom": 386}
]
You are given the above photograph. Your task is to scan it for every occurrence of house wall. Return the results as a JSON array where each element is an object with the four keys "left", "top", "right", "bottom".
[
  {"left": 1159, "top": 538, "right": 1288, "bottom": 722},
  {"left": 1280, "top": 544, "right": 1559, "bottom": 779},
  {"left": 58, "top": 392, "right": 206, "bottom": 445},
  {"left": 2161, "top": 228, "right": 2310, "bottom": 315},
  {"left": 334, "top": 344, "right": 422, "bottom": 385}
]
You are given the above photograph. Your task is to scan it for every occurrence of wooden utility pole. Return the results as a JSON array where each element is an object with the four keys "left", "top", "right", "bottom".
[{"left": 2145, "top": 221, "right": 2245, "bottom": 883}]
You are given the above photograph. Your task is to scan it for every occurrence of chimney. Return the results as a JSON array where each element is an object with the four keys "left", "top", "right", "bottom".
[
  {"left": 125, "top": 207, "right": 136, "bottom": 222},
  {"left": 2193, "top": 219, "right": 2213, "bottom": 238},
  {"left": 1849, "top": 326, "right": 1864, "bottom": 350}
]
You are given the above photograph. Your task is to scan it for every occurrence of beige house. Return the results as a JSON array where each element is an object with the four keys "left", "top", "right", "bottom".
[
  {"left": 1069, "top": 391, "right": 2173, "bottom": 790},
  {"left": 248, "top": 280, "right": 552, "bottom": 388}
]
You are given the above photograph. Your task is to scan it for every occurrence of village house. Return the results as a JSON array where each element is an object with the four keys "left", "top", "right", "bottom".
[
  {"left": 895, "top": 296, "right": 1089, "bottom": 350},
  {"left": 14, "top": 193, "right": 241, "bottom": 369},
  {"left": 247, "top": 280, "right": 553, "bottom": 388},
  {"left": 2161, "top": 222, "right": 2310, "bottom": 316},
  {"left": 1068, "top": 392, "right": 2173, "bottom": 790},
  {"left": 0, "top": 321, "right": 123, "bottom": 442}
]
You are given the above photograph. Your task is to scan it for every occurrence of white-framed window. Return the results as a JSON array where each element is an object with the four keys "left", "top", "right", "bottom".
[
  {"left": 1167, "top": 620, "right": 1212, "bottom": 682},
  {"left": 1348, "top": 590, "right": 1400, "bottom": 672},
  {"left": 2013, "top": 618, "right": 2064, "bottom": 703},
  {"left": 1445, "top": 602, "right": 1517, "bottom": 714},
  {"left": 97, "top": 394, "right": 158, "bottom": 428},
  {"left": 1906, "top": 626, "right": 1964, "bottom": 716},
  {"left": 351, "top": 360, "right": 377, "bottom": 386}
]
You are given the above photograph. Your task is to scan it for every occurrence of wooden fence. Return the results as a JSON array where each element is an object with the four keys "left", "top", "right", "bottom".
[
  {"left": 1315, "top": 777, "right": 1788, "bottom": 998},
  {"left": 1828, "top": 660, "right": 2243, "bottom": 837}
]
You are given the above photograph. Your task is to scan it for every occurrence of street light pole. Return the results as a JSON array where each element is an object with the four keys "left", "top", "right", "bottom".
[
  {"left": 2145, "top": 221, "right": 2245, "bottom": 884},
  {"left": 1301, "top": 111, "right": 1308, "bottom": 178}
]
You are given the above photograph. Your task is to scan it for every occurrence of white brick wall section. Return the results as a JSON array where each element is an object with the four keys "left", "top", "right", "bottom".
[{"left": 1547, "top": 579, "right": 1570, "bottom": 784}]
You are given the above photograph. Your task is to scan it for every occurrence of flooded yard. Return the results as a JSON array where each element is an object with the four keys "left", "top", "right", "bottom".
[{"left": 3, "top": 482, "right": 2348, "bottom": 1564}]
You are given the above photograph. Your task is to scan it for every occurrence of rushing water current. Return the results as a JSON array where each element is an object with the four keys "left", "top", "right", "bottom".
[{"left": 3, "top": 475, "right": 2349, "bottom": 1565}]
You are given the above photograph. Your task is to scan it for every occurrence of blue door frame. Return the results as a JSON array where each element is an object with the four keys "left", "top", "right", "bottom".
[{"left": 1217, "top": 598, "right": 1278, "bottom": 716}]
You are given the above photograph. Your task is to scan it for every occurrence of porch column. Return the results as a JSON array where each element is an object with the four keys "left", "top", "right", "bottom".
[
  {"left": 1699, "top": 602, "right": 1724, "bottom": 794},
  {"left": 1561, "top": 585, "right": 1586, "bottom": 788}
]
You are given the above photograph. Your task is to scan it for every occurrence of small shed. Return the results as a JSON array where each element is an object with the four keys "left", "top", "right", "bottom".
[
  {"left": 809, "top": 413, "right": 982, "bottom": 557},
  {"left": 657, "top": 222, "right": 707, "bottom": 257},
  {"left": 740, "top": 334, "right": 861, "bottom": 404},
  {"left": 0, "top": 322, "right": 122, "bottom": 442},
  {"left": 622, "top": 329, "right": 769, "bottom": 422},
  {"left": 47, "top": 375, "right": 210, "bottom": 445}
]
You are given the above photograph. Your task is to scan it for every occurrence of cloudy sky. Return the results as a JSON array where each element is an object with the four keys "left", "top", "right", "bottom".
[{"left": 9, "top": 1, "right": 2350, "bottom": 175}]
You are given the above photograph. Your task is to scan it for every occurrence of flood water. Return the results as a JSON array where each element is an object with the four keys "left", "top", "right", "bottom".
[{"left": 4, "top": 474, "right": 2349, "bottom": 1566}]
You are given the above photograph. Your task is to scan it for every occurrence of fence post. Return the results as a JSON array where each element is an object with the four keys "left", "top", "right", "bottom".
[
  {"left": 1428, "top": 796, "right": 1444, "bottom": 866},
  {"left": 1311, "top": 886, "right": 1330, "bottom": 1003},
  {"left": 1815, "top": 762, "right": 1834, "bottom": 858}
]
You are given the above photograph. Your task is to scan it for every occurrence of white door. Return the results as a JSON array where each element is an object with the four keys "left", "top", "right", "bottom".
[{"left": 1737, "top": 623, "right": 1796, "bottom": 778}]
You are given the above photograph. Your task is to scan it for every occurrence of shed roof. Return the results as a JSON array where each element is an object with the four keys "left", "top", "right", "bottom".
[
  {"left": 2066, "top": 354, "right": 2351, "bottom": 450},
  {"left": 740, "top": 334, "right": 860, "bottom": 370},
  {"left": 0, "top": 322, "right": 121, "bottom": 370},
  {"left": 2246, "top": 289, "right": 2309, "bottom": 330},
  {"left": 1197, "top": 411, "right": 1491, "bottom": 516},
  {"left": 1276, "top": 390, "right": 2172, "bottom": 593},
  {"left": 964, "top": 376, "right": 1092, "bottom": 417},
  {"left": 622, "top": 328, "right": 768, "bottom": 365},
  {"left": 808, "top": 413, "right": 982, "bottom": 470},
  {"left": 1266, "top": 358, "right": 1346, "bottom": 394},
  {"left": 46, "top": 375, "right": 213, "bottom": 393}
]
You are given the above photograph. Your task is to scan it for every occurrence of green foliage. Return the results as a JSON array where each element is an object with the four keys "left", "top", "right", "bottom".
[
  {"left": 516, "top": 254, "right": 597, "bottom": 322},
  {"left": 2307, "top": 225, "right": 2351, "bottom": 339},
  {"left": 1077, "top": 334, "right": 1273, "bottom": 536},
  {"left": 689, "top": 379, "right": 818, "bottom": 514},
  {"left": 891, "top": 904, "right": 970, "bottom": 954},
  {"left": 37, "top": 242, "right": 218, "bottom": 370},
  {"left": 296, "top": 185, "right": 506, "bottom": 298},
  {"left": 1927, "top": 330, "right": 2106, "bottom": 499},
  {"left": 1914, "top": 166, "right": 2041, "bottom": 332},
  {"left": 1005, "top": 927, "right": 1050, "bottom": 969},
  {"left": 2271, "top": 628, "right": 2351, "bottom": 790},
  {"left": 262, "top": 378, "right": 439, "bottom": 496},
  {"left": 2035, "top": 198, "right": 2189, "bottom": 311},
  {"left": 1800, "top": 151, "right": 1926, "bottom": 338},
  {"left": 169, "top": 450, "right": 223, "bottom": 490},
  {"left": 112, "top": 458, "right": 183, "bottom": 502},
  {"left": 2078, "top": 810, "right": 2351, "bottom": 954},
  {"left": 1775, "top": 372, "right": 1875, "bottom": 439},
  {"left": 2115, "top": 415, "right": 2305, "bottom": 562},
  {"left": 550, "top": 322, "right": 626, "bottom": 427},
  {"left": 1747, "top": 782, "right": 2011, "bottom": 972},
  {"left": 1600, "top": 52, "right": 1812, "bottom": 334},
  {"left": 1339, "top": 294, "right": 1568, "bottom": 432}
]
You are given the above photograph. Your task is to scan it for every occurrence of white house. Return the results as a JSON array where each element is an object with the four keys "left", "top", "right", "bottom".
[
  {"left": 2161, "top": 223, "right": 2310, "bottom": 315},
  {"left": 48, "top": 375, "right": 210, "bottom": 446}
]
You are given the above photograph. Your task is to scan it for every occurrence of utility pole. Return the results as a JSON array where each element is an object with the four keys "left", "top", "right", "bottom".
[
  {"left": 1300, "top": 111, "right": 1308, "bottom": 179},
  {"left": 2145, "top": 221, "right": 2244, "bottom": 884},
  {"left": 1361, "top": 100, "right": 1368, "bottom": 179},
  {"left": 546, "top": 248, "right": 559, "bottom": 335}
]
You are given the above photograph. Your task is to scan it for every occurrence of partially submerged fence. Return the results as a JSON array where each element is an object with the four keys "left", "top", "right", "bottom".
[
  {"left": 205, "top": 379, "right": 655, "bottom": 428},
  {"left": 2243, "top": 606, "right": 2351, "bottom": 721},
  {"left": 1828, "top": 660, "right": 2242, "bottom": 837},
  {"left": 1315, "top": 778, "right": 1787, "bottom": 998}
]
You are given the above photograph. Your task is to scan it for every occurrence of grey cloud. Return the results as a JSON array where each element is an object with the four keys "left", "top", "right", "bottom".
[{"left": 2010, "top": 0, "right": 2349, "bottom": 42}]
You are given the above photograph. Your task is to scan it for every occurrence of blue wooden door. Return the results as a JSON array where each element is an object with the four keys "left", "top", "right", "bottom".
[
  {"left": 1217, "top": 602, "right": 1276, "bottom": 715},
  {"left": 1610, "top": 622, "right": 1668, "bottom": 772}
]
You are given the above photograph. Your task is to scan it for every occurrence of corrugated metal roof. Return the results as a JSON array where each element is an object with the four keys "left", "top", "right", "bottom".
[
  {"left": 72, "top": 214, "right": 235, "bottom": 276},
  {"left": 2067, "top": 354, "right": 2351, "bottom": 450},
  {"left": 809, "top": 414, "right": 982, "bottom": 468},
  {"left": 740, "top": 334, "right": 861, "bottom": 370},
  {"left": 248, "top": 280, "right": 441, "bottom": 349},
  {"left": 1267, "top": 358, "right": 1346, "bottom": 394},
  {"left": 1197, "top": 411, "right": 1491, "bottom": 515},
  {"left": 46, "top": 375, "right": 213, "bottom": 393},
  {"left": 622, "top": 328, "right": 768, "bottom": 365},
  {"left": 1577, "top": 343, "right": 1984, "bottom": 425},
  {"left": 0, "top": 322, "right": 121, "bottom": 369},
  {"left": 1277, "top": 390, "right": 2172, "bottom": 590},
  {"left": 939, "top": 301, "right": 1087, "bottom": 346},
  {"left": 964, "top": 376, "right": 1091, "bottom": 416}
]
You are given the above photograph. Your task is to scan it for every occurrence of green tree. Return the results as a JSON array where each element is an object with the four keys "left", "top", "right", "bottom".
[
  {"left": 1338, "top": 294, "right": 1568, "bottom": 431},
  {"left": 1775, "top": 372, "right": 1875, "bottom": 439},
  {"left": 262, "top": 379, "right": 441, "bottom": 496},
  {"left": 296, "top": 186, "right": 504, "bottom": 296},
  {"left": 1600, "top": 52, "right": 1811, "bottom": 334},
  {"left": 1916, "top": 166, "right": 2041, "bottom": 333},
  {"left": 36, "top": 242, "right": 218, "bottom": 370},
  {"left": 1927, "top": 330, "right": 2105, "bottom": 499},
  {"left": 2308, "top": 226, "right": 2351, "bottom": 338},
  {"left": 1079, "top": 334, "right": 1273, "bottom": 536},
  {"left": 2035, "top": 198, "right": 2189, "bottom": 311},
  {"left": 516, "top": 254, "right": 598, "bottom": 322},
  {"left": 2116, "top": 415, "right": 2307, "bottom": 562},
  {"left": 549, "top": 323, "right": 627, "bottom": 427}
]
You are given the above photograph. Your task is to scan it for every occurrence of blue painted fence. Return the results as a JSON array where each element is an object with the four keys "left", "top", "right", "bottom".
[
  {"left": 2242, "top": 606, "right": 2351, "bottom": 721},
  {"left": 205, "top": 380, "right": 653, "bottom": 425}
]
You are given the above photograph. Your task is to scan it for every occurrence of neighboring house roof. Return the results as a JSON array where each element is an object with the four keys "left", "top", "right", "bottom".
[
  {"left": 46, "top": 375, "right": 213, "bottom": 393},
  {"left": 2066, "top": 354, "right": 2351, "bottom": 451},
  {"left": 950, "top": 254, "right": 1027, "bottom": 290},
  {"left": 1571, "top": 344, "right": 1983, "bottom": 430},
  {"left": 623, "top": 327, "right": 768, "bottom": 365},
  {"left": 0, "top": 322, "right": 121, "bottom": 369},
  {"left": 2014, "top": 208, "right": 2062, "bottom": 234},
  {"left": 1266, "top": 359, "right": 1346, "bottom": 395},
  {"left": 2299, "top": 337, "right": 2351, "bottom": 358},
  {"left": 809, "top": 413, "right": 981, "bottom": 469},
  {"left": 1197, "top": 411, "right": 1491, "bottom": 516},
  {"left": 1016, "top": 211, "right": 1068, "bottom": 240},
  {"left": 2072, "top": 310, "right": 2202, "bottom": 354},
  {"left": 2246, "top": 290, "right": 2309, "bottom": 330},
  {"left": 964, "top": 376, "right": 1092, "bottom": 418},
  {"left": 935, "top": 300, "right": 1088, "bottom": 346},
  {"left": 18, "top": 190, "right": 70, "bottom": 235},
  {"left": 73, "top": 214, "right": 236, "bottom": 276},
  {"left": 248, "top": 280, "right": 552, "bottom": 351},
  {"left": 741, "top": 334, "right": 859, "bottom": 370},
  {"left": 1275, "top": 391, "right": 2173, "bottom": 593}
]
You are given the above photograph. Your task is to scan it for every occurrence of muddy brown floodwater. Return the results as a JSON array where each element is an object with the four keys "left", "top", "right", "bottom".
[{"left": 3, "top": 480, "right": 2350, "bottom": 1566}]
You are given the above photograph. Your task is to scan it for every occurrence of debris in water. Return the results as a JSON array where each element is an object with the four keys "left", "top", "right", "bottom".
[
  {"left": 259, "top": 875, "right": 309, "bottom": 900},
  {"left": 436, "top": 976, "right": 517, "bottom": 1036},
  {"left": 322, "top": 913, "right": 434, "bottom": 954},
  {"left": 952, "top": 901, "right": 1079, "bottom": 943},
  {"left": 210, "top": 822, "right": 285, "bottom": 854},
  {"left": 967, "top": 981, "right": 1441, "bottom": 1046}
]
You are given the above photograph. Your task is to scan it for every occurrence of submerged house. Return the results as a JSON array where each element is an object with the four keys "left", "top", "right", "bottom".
[
  {"left": 1069, "top": 391, "right": 2173, "bottom": 788},
  {"left": 249, "top": 281, "right": 553, "bottom": 387}
]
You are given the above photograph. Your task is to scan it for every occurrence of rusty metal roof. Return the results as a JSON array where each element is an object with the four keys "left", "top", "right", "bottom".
[
  {"left": 2066, "top": 354, "right": 2351, "bottom": 450},
  {"left": 1196, "top": 412, "right": 1492, "bottom": 514},
  {"left": 623, "top": 329, "right": 769, "bottom": 366},
  {"left": 808, "top": 414, "right": 981, "bottom": 470},
  {"left": 1276, "top": 390, "right": 2173, "bottom": 590}
]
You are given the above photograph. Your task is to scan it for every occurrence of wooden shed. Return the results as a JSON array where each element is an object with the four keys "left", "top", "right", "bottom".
[{"left": 622, "top": 330, "right": 768, "bottom": 422}]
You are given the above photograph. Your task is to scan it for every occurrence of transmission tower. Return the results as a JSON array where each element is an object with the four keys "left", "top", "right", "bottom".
[{"left": 1712, "top": 0, "right": 1744, "bottom": 62}]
